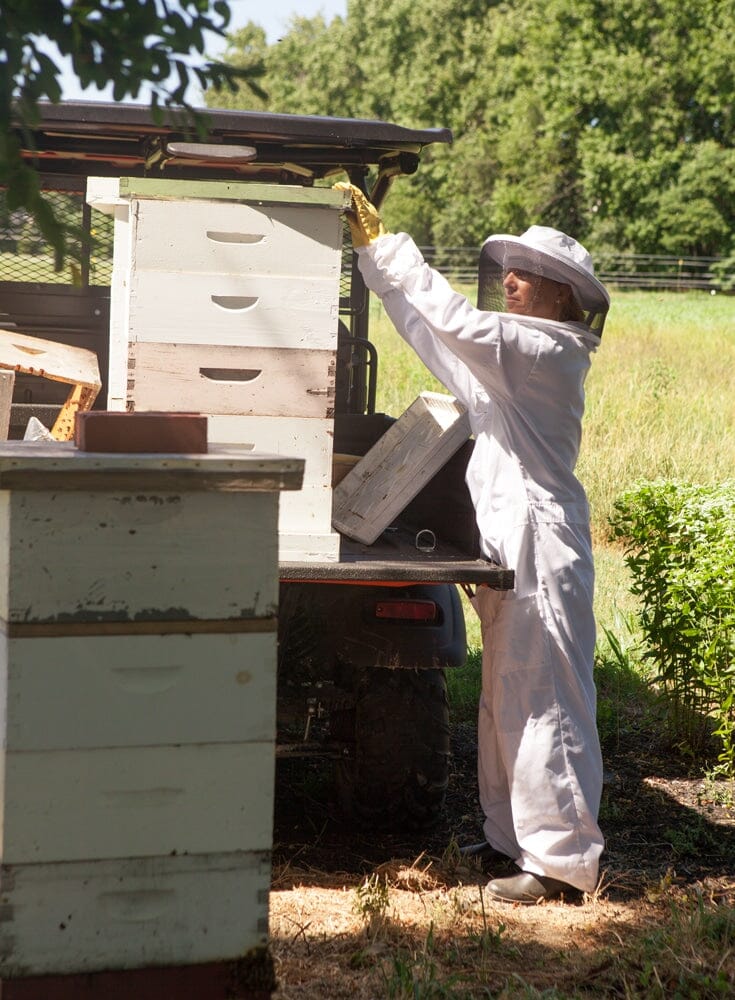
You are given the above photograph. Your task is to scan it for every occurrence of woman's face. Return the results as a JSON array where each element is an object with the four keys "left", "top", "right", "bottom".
[{"left": 502, "top": 268, "right": 563, "bottom": 320}]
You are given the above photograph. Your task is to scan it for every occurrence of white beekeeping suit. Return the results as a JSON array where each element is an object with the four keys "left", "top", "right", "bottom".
[{"left": 343, "top": 199, "right": 610, "bottom": 901}]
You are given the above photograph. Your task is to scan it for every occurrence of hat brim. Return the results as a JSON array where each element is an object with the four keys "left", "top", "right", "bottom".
[{"left": 481, "top": 234, "right": 610, "bottom": 314}]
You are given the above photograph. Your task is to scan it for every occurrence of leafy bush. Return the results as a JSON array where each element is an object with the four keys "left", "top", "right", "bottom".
[{"left": 609, "top": 481, "right": 735, "bottom": 774}]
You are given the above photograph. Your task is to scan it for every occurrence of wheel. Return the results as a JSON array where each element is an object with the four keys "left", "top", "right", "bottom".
[{"left": 334, "top": 666, "right": 450, "bottom": 830}]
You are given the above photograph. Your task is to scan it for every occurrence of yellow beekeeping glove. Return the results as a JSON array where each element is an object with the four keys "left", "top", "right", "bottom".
[{"left": 334, "top": 181, "right": 389, "bottom": 247}]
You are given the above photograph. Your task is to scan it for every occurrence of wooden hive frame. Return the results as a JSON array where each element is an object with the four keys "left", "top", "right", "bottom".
[{"left": 0, "top": 328, "right": 101, "bottom": 441}]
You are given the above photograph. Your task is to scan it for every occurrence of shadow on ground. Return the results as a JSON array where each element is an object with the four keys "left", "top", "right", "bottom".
[{"left": 273, "top": 719, "right": 735, "bottom": 905}]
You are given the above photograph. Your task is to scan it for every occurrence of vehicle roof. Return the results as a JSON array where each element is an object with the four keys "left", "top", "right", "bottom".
[{"left": 19, "top": 101, "right": 453, "bottom": 189}]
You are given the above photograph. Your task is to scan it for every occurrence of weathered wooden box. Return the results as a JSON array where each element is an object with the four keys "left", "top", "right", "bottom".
[
  {"left": 0, "top": 443, "right": 302, "bottom": 990},
  {"left": 87, "top": 177, "right": 349, "bottom": 562},
  {"left": 332, "top": 392, "right": 471, "bottom": 544}
]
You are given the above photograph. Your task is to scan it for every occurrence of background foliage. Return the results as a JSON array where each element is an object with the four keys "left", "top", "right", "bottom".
[
  {"left": 208, "top": 0, "right": 735, "bottom": 255},
  {"left": 610, "top": 482, "right": 735, "bottom": 775},
  {"left": 1, "top": 0, "right": 262, "bottom": 263},
  {"left": 369, "top": 287, "right": 735, "bottom": 776}
]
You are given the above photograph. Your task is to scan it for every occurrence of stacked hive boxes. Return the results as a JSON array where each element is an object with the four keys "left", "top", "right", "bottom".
[
  {"left": 88, "top": 177, "right": 349, "bottom": 562},
  {"left": 0, "top": 445, "right": 302, "bottom": 988}
]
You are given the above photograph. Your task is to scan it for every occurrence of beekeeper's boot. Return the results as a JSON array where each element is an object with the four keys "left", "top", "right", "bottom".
[{"left": 485, "top": 871, "right": 579, "bottom": 904}]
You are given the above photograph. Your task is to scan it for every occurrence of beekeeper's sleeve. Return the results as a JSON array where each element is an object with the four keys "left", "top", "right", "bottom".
[{"left": 357, "top": 234, "right": 538, "bottom": 403}]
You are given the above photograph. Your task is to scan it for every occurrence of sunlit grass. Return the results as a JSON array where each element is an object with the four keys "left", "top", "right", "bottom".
[
  {"left": 372, "top": 287, "right": 735, "bottom": 536},
  {"left": 581, "top": 290, "right": 735, "bottom": 542},
  {"left": 369, "top": 287, "right": 735, "bottom": 687}
]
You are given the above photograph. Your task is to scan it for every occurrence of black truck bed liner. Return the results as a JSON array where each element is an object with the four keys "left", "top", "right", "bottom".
[{"left": 281, "top": 525, "right": 512, "bottom": 586}]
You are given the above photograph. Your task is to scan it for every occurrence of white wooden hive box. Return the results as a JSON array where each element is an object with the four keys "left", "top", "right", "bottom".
[
  {"left": 332, "top": 392, "right": 471, "bottom": 545},
  {"left": 0, "top": 852, "right": 271, "bottom": 975},
  {"left": 0, "top": 444, "right": 296, "bottom": 975},
  {"left": 87, "top": 177, "right": 349, "bottom": 562}
]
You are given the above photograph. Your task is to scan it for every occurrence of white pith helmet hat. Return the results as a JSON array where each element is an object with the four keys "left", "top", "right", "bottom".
[{"left": 478, "top": 225, "right": 610, "bottom": 335}]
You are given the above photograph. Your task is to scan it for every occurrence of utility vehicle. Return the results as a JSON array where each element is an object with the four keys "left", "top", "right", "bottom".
[{"left": 4, "top": 102, "right": 512, "bottom": 828}]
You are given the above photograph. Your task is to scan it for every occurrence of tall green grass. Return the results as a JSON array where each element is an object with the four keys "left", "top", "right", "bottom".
[
  {"left": 369, "top": 288, "right": 735, "bottom": 658},
  {"left": 580, "top": 291, "right": 735, "bottom": 540}
]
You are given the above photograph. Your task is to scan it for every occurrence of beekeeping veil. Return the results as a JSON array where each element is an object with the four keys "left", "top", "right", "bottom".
[{"left": 477, "top": 225, "right": 610, "bottom": 336}]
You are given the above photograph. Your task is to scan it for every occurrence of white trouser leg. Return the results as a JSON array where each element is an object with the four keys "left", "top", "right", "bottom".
[
  {"left": 474, "top": 520, "right": 604, "bottom": 892},
  {"left": 476, "top": 587, "right": 522, "bottom": 862}
]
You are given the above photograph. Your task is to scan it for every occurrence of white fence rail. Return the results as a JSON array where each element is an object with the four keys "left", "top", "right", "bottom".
[{"left": 419, "top": 248, "right": 732, "bottom": 292}]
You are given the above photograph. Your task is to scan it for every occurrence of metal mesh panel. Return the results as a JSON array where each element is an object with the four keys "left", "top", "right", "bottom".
[
  {"left": 0, "top": 191, "right": 113, "bottom": 286},
  {"left": 87, "top": 207, "right": 114, "bottom": 285},
  {"left": 339, "top": 218, "right": 358, "bottom": 315}
]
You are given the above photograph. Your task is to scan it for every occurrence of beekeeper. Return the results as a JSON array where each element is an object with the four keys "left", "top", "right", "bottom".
[{"left": 336, "top": 182, "right": 609, "bottom": 904}]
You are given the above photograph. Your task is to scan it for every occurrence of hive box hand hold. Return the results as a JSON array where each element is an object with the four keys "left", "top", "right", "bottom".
[{"left": 331, "top": 392, "right": 471, "bottom": 545}]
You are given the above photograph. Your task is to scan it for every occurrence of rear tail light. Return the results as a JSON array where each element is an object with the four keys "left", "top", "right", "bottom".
[{"left": 374, "top": 599, "right": 438, "bottom": 622}]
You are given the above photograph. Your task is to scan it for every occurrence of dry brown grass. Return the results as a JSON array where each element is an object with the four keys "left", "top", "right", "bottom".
[
  {"left": 267, "top": 703, "right": 735, "bottom": 998},
  {"left": 268, "top": 855, "right": 735, "bottom": 998}
]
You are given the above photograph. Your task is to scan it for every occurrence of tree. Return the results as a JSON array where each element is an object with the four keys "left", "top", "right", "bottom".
[
  {"left": 206, "top": 13, "right": 353, "bottom": 119},
  {"left": 204, "top": 23, "right": 269, "bottom": 111},
  {"left": 1, "top": 0, "right": 264, "bottom": 264},
  {"left": 211, "top": 0, "right": 735, "bottom": 257}
]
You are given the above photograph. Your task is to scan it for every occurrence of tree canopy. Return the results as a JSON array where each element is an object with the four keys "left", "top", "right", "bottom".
[
  {"left": 208, "top": 0, "right": 735, "bottom": 257},
  {"left": 1, "top": 0, "right": 262, "bottom": 263}
]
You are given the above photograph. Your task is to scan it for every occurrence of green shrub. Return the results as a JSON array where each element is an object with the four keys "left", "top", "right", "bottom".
[{"left": 609, "top": 480, "right": 735, "bottom": 774}]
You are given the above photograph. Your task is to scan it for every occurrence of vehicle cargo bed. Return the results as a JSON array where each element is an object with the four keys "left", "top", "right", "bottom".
[
  {"left": 281, "top": 413, "right": 514, "bottom": 588},
  {"left": 280, "top": 522, "right": 512, "bottom": 586}
]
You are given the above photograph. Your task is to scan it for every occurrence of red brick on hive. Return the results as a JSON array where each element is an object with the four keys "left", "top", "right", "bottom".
[{"left": 74, "top": 411, "right": 208, "bottom": 453}]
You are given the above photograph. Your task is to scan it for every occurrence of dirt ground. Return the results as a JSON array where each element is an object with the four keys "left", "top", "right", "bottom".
[{"left": 267, "top": 721, "right": 735, "bottom": 998}]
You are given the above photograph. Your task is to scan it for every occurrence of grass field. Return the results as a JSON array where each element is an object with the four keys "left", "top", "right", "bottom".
[
  {"left": 5, "top": 255, "right": 731, "bottom": 661},
  {"left": 368, "top": 287, "right": 735, "bottom": 670},
  {"left": 275, "top": 293, "right": 735, "bottom": 1000}
]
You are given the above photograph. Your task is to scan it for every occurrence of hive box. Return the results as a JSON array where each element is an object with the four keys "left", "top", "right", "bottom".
[
  {"left": 87, "top": 177, "right": 350, "bottom": 562},
  {"left": 332, "top": 392, "right": 471, "bottom": 544},
  {"left": 0, "top": 443, "right": 302, "bottom": 991}
]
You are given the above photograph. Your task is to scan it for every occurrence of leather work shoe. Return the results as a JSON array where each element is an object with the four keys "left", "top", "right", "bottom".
[{"left": 485, "top": 871, "right": 579, "bottom": 904}]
